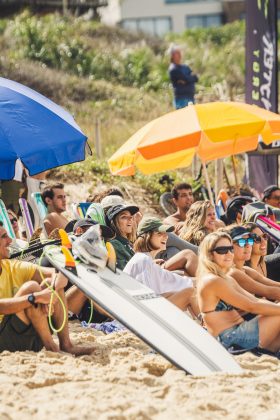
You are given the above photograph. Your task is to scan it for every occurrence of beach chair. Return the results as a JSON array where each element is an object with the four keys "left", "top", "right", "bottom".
[
  {"left": 31, "top": 192, "right": 48, "bottom": 237},
  {"left": 0, "top": 199, "right": 16, "bottom": 239},
  {"left": 19, "top": 198, "right": 34, "bottom": 241},
  {"left": 31, "top": 192, "right": 48, "bottom": 222},
  {"left": 86, "top": 203, "right": 106, "bottom": 225},
  {"left": 71, "top": 202, "right": 91, "bottom": 219},
  {"left": 242, "top": 201, "right": 280, "bottom": 244}
]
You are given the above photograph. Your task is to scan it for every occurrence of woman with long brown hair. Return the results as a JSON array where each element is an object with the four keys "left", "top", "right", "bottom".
[
  {"left": 179, "top": 200, "right": 217, "bottom": 246},
  {"left": 124, "top": 217, "right": 199, "bottom": 315},
  {"left": 107, "top": 203, "right": 139, "bottom": 270}
]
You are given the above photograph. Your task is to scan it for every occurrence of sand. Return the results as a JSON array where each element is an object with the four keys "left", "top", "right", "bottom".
[
  {"left": 3, "top": 181, "right": 279, "bottom": 418},
  {"left": 0, "top": 322, "right": 280, "bottom": 420}
]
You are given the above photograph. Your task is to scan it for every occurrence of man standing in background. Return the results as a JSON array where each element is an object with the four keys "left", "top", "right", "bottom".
[{"left": 168, "top": 45, "right": 198, "bottom": 109}]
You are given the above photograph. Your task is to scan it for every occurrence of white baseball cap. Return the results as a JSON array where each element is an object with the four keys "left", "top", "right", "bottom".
[{"left": 100, "top": 195, "right": 125, "bottom": 211}]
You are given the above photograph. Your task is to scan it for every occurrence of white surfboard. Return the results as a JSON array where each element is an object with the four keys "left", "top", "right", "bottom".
[{"left": 45, "top": 245, "right": 242, "bottom": 376}]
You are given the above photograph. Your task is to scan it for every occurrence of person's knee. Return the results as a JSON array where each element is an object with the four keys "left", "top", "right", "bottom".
[
  {"left": 16, "top": 281, "right": 41, "bottom": 297},
  {"left": 179, "top": 249, "right": 196, "bottom": 261}
]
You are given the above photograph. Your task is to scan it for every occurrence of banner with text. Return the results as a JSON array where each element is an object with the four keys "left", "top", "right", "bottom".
[{"left": 245, "top": 0, "right": 279, "bottom": 191}]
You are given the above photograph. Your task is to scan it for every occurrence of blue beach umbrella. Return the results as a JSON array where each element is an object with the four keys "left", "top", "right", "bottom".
[{"left": 0, "top": 77, "right": 89, "bottom": 180}]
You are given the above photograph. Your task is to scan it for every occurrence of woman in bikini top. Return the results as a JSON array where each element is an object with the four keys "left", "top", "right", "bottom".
[{"left": 197, "top": 231, "right": 280, "bottom": 353}]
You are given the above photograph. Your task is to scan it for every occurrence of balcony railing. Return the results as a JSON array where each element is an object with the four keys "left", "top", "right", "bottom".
[{"left": 0, "top": 0, "right": 108, "bottom": 7}]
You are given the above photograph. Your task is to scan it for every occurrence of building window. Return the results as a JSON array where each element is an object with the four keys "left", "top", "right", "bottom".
[
  {"left": 186, "top": 14, "right": 222, "bottom": 28},
  {"left": 122, "top": 17, "right": 172, "bottom": 37},
  {"left": 166, "top": 0, "right": 213, "bottom": 3}
]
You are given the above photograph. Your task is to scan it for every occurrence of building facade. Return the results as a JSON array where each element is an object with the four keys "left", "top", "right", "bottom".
[{"left": 118, "top": 0, "right": 247, "bottom": 36}]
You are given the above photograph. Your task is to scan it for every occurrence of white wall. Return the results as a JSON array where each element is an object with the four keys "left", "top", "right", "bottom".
[
  {"left": 120, "top": 0, "right": 222, "bottom": 32},
  {"left": 100, "top": 0, "right": 121, "bottom": 26}
]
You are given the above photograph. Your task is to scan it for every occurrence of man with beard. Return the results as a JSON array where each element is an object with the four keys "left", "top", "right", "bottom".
[{"left": 42, "top": 183, "right": 69, "bottom": 236}]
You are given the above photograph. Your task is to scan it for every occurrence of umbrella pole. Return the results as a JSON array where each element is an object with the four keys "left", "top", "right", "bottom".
[
  {"left": 223, "top": 165, "right": 231, "bottom": 190},
  {"left": 202, "top": 161, "right": 215, "bottom": 206},
  {"left": 231, "top": 156, "right": 240, "bottom": 194},
  {"left": 215, "top": 159, "right": 224, "bottom": 197}
]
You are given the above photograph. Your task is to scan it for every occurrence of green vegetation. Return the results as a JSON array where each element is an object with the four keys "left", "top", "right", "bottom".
[{"left": 0, "top": 11, "right": 248, "bottom": 195}]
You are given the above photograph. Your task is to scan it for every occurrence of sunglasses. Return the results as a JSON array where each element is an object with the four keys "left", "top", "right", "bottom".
[
  {"left": 233, "top": 237, "right": 254, "bottom": 247},
  {"left": 212, "top": 246, "right": 234, "bottom": 255},
  {"left": 250, "top": 233, "right": 268, "bottom": 243},
  {"left": 9, "top": 217, "right": 17, "bottom": 224}
]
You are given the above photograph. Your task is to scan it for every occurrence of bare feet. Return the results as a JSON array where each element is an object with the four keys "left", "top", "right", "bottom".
[{"left": 60, "top": 344, "right": 95, "bottom": 356}]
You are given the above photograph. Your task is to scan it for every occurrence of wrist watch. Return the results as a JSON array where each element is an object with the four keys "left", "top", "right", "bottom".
[{"left": 27, "top": 293, "right": 38, "bottom": 308}]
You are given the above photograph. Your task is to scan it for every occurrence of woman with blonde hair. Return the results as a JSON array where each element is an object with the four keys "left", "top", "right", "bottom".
[
  {"left": 179, "top": 200, "right": 218, "bottom": 246},
  {"left": 197, "top": 231, "right": 280, "bottom": 353}
]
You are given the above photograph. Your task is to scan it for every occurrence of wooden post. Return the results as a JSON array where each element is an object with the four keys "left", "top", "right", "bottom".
[
  {"left": 215, "top": 159, "right": 224, "bottom": 197},
  {"left": 202, "top": 161, "right": 215, "bottom": 206},
  {"left": 62, "top": 0, "right": 68, "bottom": 15},
  {"left": 94, "top": 117, "right": 102, "bottom": 158}
]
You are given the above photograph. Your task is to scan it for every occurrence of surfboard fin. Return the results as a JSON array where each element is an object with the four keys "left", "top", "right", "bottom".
[
  {"left": 61, "top": 246, "right": 77, "bottom": 276},
  {"left": 59, "top": 229, "right": 72, "bottom": 249},
  {"left": 106, "top": 242, "right": 117, "bottom": 273}
]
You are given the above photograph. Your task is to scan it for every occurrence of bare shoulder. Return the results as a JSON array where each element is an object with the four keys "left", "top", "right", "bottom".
[
  {"left": 44, "top": 212, "right": 57, "bottom": 222},
  {"left": 163, "top": 214, "right": 180, "bottom": 226},
  {"left": 229, "top": 267, "right": 242, "bottom": 276},
  {"left": 243, "top": 266, "right": 257, "bottom": 276},
  {"left": 198, "top": 273, "right": 223, "bottom": 288}
]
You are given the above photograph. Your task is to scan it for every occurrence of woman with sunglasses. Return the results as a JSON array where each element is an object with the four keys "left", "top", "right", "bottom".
[
  {"left": 243, "top": 222, "right": 268, "bottom": 276},
  {"left": 243, "top": 222, "right": 280, "bottom": 282},
  {"left": 223, "top": 225, "right": 280, "bottom": 301},
  {"left": 198, "top": 231, "right": 280, "bottom": 353},
  {"left": 7, "top": 209, "right": 23, "bottom": 240}
]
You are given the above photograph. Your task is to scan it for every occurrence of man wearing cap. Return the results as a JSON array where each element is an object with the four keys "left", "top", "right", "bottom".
[
  {"left": 168, "top": 45, "right": 198, "bottom": 109},
  {"left": 66, "top": 218, "right": 115, "bottom": 323},
  {"left": 107, "top": 204, "right": 140, "bottom": 270},
  {"left": 73, "top": 218, "right": 115, "bottom": 240},
  {"left": 223, "top": 226, "right": 280, "bottom": 302},
  {"left": 263, "top": 185, "right": 280, "bottom": 209}
]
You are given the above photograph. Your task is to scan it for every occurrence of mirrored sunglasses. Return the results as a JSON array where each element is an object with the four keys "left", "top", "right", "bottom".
[
  {"left": 212, "top": 246, "right": 234, "bottom": 255},
  {"left": 250, "top": 233, "right": 268, "bottom": 243},
  {"left": 234, "top": 237, "right": 254, "bottom": 247}
]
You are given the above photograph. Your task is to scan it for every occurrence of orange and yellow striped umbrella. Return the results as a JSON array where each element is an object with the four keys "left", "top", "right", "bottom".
[{"left": 108, "top": 102, "right": 280, "bottom": 176}]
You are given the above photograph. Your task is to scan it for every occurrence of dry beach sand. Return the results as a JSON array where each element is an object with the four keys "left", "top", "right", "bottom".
[
  {"left": 0, "top": 322, "right": 280, "bottom": 420},
  {"left": 1, "top": 182, "right": 279, "bottom": 419}
]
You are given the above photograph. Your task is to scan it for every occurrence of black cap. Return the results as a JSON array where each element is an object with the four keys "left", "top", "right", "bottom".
[
  {"left": 263, "top": 185, "right": 280, "bottom": 199},
  {"left": 73, "top": 218, "right": 115, "bottom": 240},
  {"left": 107, "top": 204, "right": 140, "bottom": 223},
  {"left": 229, "top": 226, "right": 251, "bottom": 241}
]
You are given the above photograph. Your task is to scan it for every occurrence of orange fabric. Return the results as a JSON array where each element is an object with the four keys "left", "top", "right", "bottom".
[{"left": 108, "top": 101, "right": 280, "bottom": 177}]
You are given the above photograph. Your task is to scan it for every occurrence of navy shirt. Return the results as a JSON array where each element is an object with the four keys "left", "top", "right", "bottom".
[{"left": 169, "top": 63, "right": 198, "bottom": 100}]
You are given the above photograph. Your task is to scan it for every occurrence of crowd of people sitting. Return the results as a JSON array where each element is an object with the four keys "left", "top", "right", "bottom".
[{"left": 1, "top": 179, "right": 280, "bottom": 358}]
